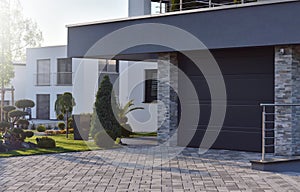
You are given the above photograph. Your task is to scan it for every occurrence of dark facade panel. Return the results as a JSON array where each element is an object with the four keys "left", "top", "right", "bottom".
[
  {"left": 68, "top": 1, "right": 300, "bottom": 59},
  {"left": 178, "top": 46, "right": 274, "bottom": 152}
]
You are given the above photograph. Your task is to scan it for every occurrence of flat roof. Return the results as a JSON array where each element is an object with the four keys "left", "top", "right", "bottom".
[
  {"left": 26, "top": 45, "right": 67, "bottom": 50},
  {"left": 67, "top": 0, "right": 297, "bottom": 28}
]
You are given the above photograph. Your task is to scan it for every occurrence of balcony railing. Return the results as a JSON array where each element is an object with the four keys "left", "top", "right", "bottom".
[
  {"left": 34, "top": 72, "right": 74, "bottom": 86},
  {"left": 155, "top": 0, "right": 258, "bottom": 13}
]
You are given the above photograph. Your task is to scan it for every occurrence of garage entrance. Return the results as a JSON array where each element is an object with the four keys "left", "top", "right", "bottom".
[{"left": 178, "top": 46, "right": 274, "bottom": 152}]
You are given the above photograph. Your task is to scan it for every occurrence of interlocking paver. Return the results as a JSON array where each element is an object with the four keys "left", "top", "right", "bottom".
[{"left": 0, "top": 146, "right": 299, "bottom": 192}]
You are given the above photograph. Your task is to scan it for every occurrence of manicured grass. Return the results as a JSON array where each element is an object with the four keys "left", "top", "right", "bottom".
[
  {"left": 0, "top": 134, "right": 99, "bottom": 158},
  {"left": 130, "top": 132, "right": 157, "bottom": 137}
]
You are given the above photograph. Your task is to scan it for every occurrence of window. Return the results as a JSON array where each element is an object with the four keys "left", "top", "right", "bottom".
[
  {"left": 98, "top": 59, "right": 118, "bottom": 74},
  {"left": 57, "top": 58, "right": 72, "bottom": 85},
  {"left": 144, "top": 69, "right": 158, "bottom": 103},
  {"left": 36, "top": 59, "right": 50, "bottom": 86}
]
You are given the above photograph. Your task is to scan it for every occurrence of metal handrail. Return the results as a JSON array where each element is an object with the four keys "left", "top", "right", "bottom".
[
  {"left": 156, "top": 0, "right": 257, "bottom": 13},
  {"left": 34, "top": 72, "right": 74, "bottom": 86},
  {"left": 261, "top": 103, "right": 300, "bottom": 107},
  {"left": 260, "top": 103, "right": 300, "bottom": 161}
]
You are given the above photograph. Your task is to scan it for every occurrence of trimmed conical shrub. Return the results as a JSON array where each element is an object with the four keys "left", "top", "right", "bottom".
[{"left": 93, "top": 75, "right": 121, "bottom": 140}]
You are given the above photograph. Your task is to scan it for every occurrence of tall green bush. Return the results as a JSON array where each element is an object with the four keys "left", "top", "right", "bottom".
[{"left": 93, "top": 75, "right": 121, "bottom": 140}]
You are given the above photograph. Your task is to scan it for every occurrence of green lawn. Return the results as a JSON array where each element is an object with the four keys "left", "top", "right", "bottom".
[
  {"left": 130, "top": 132, "right": 157, "bottom": 137},
  {"left": 0, "top": 134, "right": 99, "bottom": 158}
]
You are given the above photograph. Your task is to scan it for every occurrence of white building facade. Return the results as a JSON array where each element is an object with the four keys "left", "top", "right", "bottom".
[
  {"left": 25, "top": 45, "right": 103, "bottom": 120},
  {"left": 7, "top": 0, "right": 159, "bottom": 132}
]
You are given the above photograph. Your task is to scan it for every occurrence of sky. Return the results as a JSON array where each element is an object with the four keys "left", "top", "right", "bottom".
[{"left": 19, "top": 0, "right": 128, "bottom": 46}]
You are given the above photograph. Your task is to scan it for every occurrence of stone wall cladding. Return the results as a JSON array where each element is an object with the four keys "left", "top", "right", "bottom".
[
  {"left": 275, "top": 45, "right": 300, "bottom": 156},
  {"left": 157, "top": 53, "right": 178, "bottom": 146}
]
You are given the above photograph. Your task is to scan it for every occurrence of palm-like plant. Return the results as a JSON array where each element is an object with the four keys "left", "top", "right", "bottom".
[
  {"left": 118, "top": 100, "right": 144, "bottom": 134},
  {"left": 55, "top": 92, "right": 76, "bottom": 138}
]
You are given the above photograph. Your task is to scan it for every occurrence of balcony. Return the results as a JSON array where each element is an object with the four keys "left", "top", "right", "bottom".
[
  {"left": 68, "top": 0, "right": 300, "bottom": 59},
  {"left": 34, "top": 72, "right": 74, "bottom": 86},
  {"left": 153, "top": 0, "right": 259, "bottom": 13}
]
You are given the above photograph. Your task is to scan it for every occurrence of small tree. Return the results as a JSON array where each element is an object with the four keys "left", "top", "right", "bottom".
[
  {"left": 2, "top": 105, "right": 16, "bottom": 122},
  {"left": 8, "top": 110, "right": 28, "bottom": 128},
  {"left": 15, "top": 99, "right": 35, "bottom": 111},
  {"left": 55, "top": 92, "right": 76, "bottom": 138}
]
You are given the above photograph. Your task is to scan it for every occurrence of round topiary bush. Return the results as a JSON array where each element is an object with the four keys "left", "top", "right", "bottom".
[
  {"left": 12, "top": 127, "right": 24, "bottom": 135},
  {"left": 36, "top": 137, "right": 56, "bottom": 148},
  {"left": 37, "top": 125, "right": 46, "bottom": 132},
  {"left": 16, "top": 119, "right": 29, "bottom": 129},
  {"left": 0, "top": 121, "right": 10, "bottom": 132},
  {"left": 15, "top": 99, "right": 35, "bottom": 110},
  {"left": 58, "top": 122, "right": 65, "bottom": 130},
  {"left": 24, "top": 131, "right": 34, "bottom": 138},
  {"left": 94, "top": 131, "right": 115, "bottom": 148}
]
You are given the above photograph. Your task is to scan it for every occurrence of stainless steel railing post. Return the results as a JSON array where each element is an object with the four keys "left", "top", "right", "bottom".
[{"left": 262, "top": 105, "right": 266, "bottom": 161}]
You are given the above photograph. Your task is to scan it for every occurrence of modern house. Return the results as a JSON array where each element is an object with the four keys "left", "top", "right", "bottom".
[
  {"left": 67, "top": 0, "right": 300, "bottom": 155},
  {"left": 14, "top": 1, "right": 160, "bottom": 133},
  {"left": 15, "top": 43, "right": 157, "bottom": 133},
  {"left": 25, "top": 45, "right": 118, "bottom": 120}
]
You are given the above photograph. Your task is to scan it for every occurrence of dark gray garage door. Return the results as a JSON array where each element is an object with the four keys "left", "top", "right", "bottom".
[{"left": 178, "top": 46, "right": 274, "bottom": 152}]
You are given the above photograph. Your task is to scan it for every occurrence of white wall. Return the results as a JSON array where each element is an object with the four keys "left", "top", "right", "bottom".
[
  {"left": 72, "top": 58, "right": 99, "bottom": 115},
  {"left": 26, "top": 45, "right": 70, "bottom": 119},
  {"left": 119, "top": 61, "right": 158, "bottom": 132},
  {"left": 26, "top": 46, "right": 101, "bottom": 119}
]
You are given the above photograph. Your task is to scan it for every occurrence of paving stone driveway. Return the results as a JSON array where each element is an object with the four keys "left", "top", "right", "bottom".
[{"left": 0, "top": 146, "right": 299, "bottom": 192}]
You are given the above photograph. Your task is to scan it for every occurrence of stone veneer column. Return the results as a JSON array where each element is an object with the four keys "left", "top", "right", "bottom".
[
  {"left": 157, "top": 53, "right": 178, "bottom": 146},
  {"left": 275, "top": 45, "right": 300, "bottom": 156}
]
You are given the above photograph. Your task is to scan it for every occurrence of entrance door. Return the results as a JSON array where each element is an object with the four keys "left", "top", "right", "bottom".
[{"left": 36, "top": 94, "right": 50, "bottom": 119}]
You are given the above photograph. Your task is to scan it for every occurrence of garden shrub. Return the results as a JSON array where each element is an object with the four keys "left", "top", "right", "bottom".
[
  {"left": 24, "top": 131, "right": 34, "bottom": 138},
  {"left": 9, "top": 128, "right": 33, "bottom": 143},
  {"left": 12, "top": 127, "right": 23, "bottom": 135},
  {"left": 15, "top": 99, "right": 35, "bottom": 110},
  {"left": 68, "top": 117, "right": 73, "bottom": 128},
  {"left": 0, "top": 121, "right": 10, "bottom": 132},
  {"left": 93, "top": 75, "right": 122, "bottom": 140},
  {"left": 0, "top": 143, "right": 8, "bottom": 152},
  {"left": 94, "top": 131, "right": 115, "bottom": 148},
  {"left": 16, "top": 119, "right": 29, "bottom": 129},
  {"left": 57, "top": 113, "right": 64, "bottom": 120},
  {"left": 37, "top": 125, "right": 46, "bottom": 132},
  {"left": 115, "top": 137, "right": 121, "bottom": 145},
  {"left": 58, "top": 122, "right": 65, "bottom": 130},
  {"left": 36, "top": 137, "right": 56, "bottom": 148}
]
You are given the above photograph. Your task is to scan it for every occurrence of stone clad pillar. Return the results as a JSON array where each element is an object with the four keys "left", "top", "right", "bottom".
[
  {"left": 275, "top": 45, "right": 300, "bottom": 156},
  {"left": 157, "top": 52, "right": 178, "bottom": 146}
]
